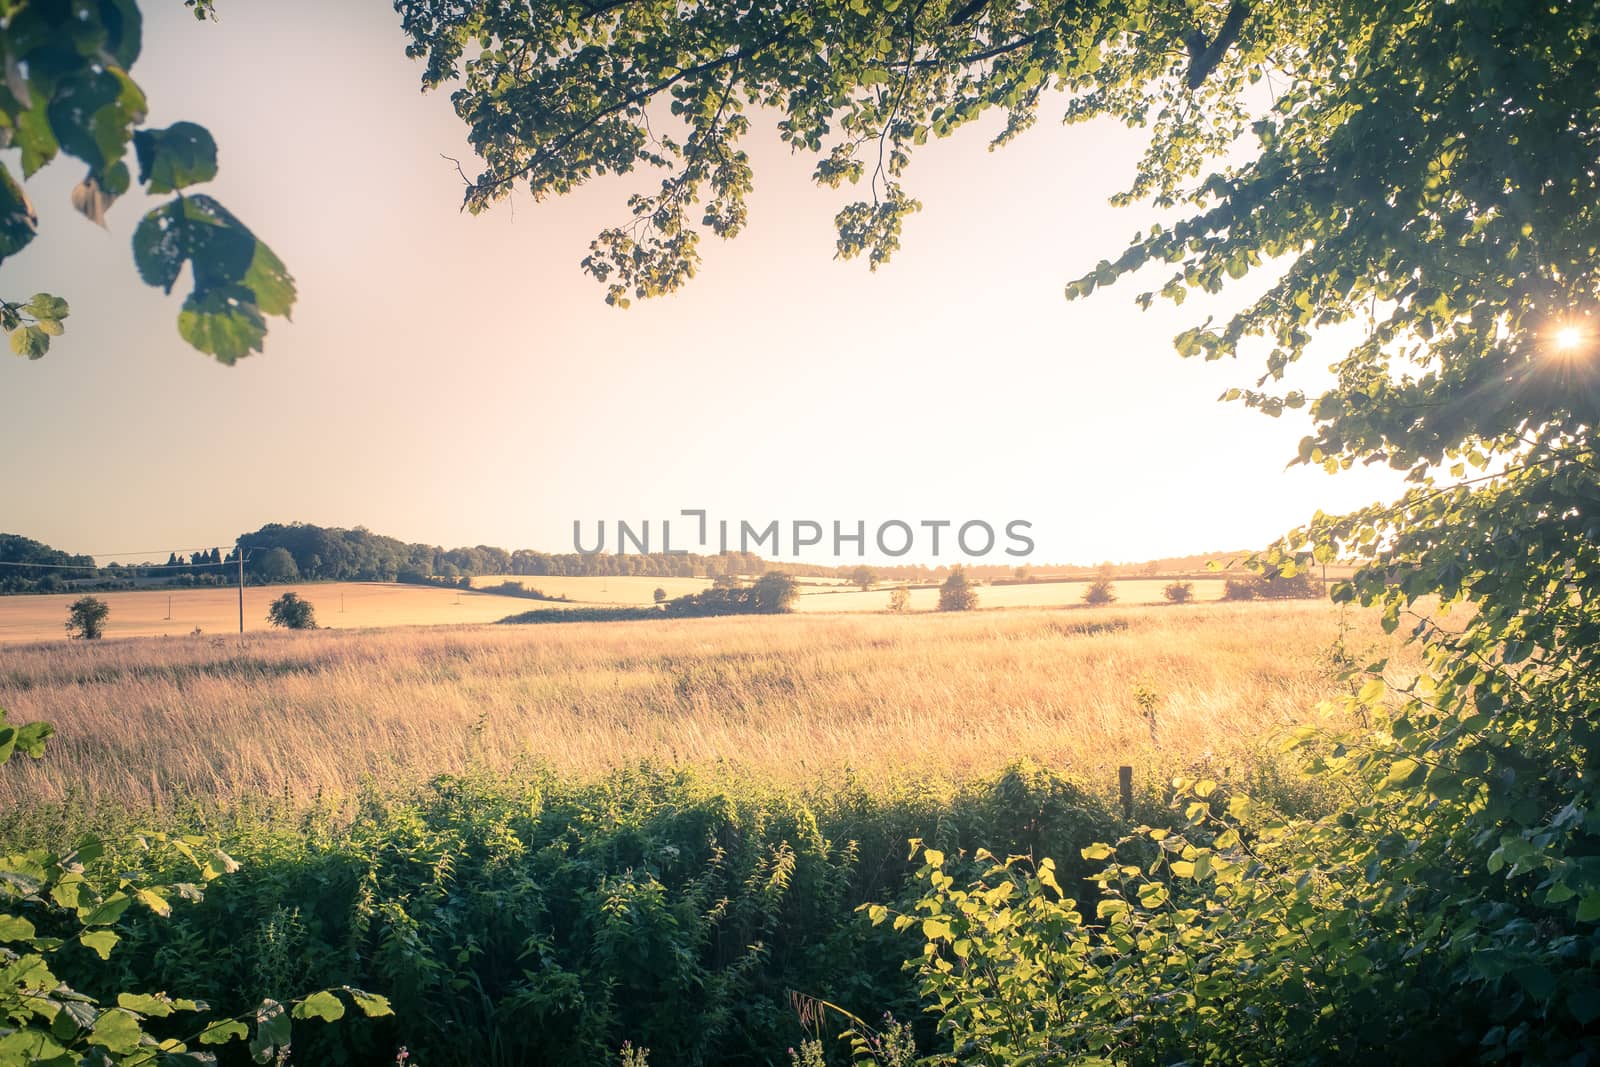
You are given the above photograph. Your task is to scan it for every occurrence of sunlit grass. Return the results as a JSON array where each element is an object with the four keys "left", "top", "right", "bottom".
[{"left": 0, "top": 601, "right": 1412, "bottom": 813}]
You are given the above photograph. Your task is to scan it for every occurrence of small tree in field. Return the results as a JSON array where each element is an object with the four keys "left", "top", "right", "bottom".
[
  {"left": 1084, "top": 566, "right": 1117, "bottom": 606},
  {"left": 850, "top": 565, "right": 877, "bottom": 590},
  {"left": 267, "top": 592, "right": 317, "bottom": 630},
  {"left": 939, "top": 567, "right": 978, "bottom": 612},
  {"left": 65, "top": 597, "right": 109, "bottom": 639},
  {"left": 653, "top": 587, "right": 668, "bottom": 606},
  {"left": 1164, "top": 581, "right": 1195, "bottom": 604},
  {"left": 888, "top": 586, "right": 910, "bottom": 613}
]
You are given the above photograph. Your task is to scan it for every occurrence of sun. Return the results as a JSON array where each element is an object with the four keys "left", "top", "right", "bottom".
[{"left": 1554, "top": 325, "right": 1586, "bottom": 352}]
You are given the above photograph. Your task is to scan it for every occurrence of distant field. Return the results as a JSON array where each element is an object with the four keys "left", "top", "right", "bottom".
[
  {"left": 793, "top": 577, "right": 1229, "bottom": 613},
  {"left": 0, "top": 575, "right": 1251, "bottom": 644},
  {"left": 469, "top": 573, "right": 716, "bottom": 604},
  {"left": 0, "top": 601, "right": 1411, "bottom": 811},
  {"left": 0, "top": 582, "right": 524, "bottom": 644}
]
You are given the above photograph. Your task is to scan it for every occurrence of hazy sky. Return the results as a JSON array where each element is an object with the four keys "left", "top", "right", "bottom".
[{"left": 1, "top": 1, "right": 1404, "bottom": 566}]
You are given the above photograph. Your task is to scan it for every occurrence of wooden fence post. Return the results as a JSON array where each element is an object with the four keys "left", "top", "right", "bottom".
[{"left": 1119, "top": 765, "right": 1133, "bottom": 821}]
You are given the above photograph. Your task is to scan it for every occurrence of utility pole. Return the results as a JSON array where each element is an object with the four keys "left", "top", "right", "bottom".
[
  {"left": 237, "top": 552, "right": 245, "bottom": 634},
  {"left": 165, "top": 594, "right": 172, "bottom": 621}
]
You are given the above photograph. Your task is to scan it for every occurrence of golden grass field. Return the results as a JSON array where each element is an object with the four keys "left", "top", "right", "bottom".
[
  {"left": 789, "top": 578, "right": 1229, "bottom": 613},
  {"left": 0, "top": 575, "right": 1231, "bottom": 644},
  {"left": 0, "top": 601, "right": 1410, "bottom": 813},
  {"left": 0, "top": 583, "right": 525, "bottom": 643}
]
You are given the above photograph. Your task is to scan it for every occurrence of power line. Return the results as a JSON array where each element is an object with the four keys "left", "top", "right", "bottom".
[{"left": 0, "top": 559, "right": 235, "bottom": 571}]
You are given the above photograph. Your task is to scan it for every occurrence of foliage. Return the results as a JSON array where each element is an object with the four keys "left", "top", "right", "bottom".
[
  {"left": 1220, "top": 572, "right": 1321, "bottom": 601},
  {"left": 936, "top": 569, "right": 976, "bottom": 613},
  {"left": 664, "top": 572, "right": 799, "bottom": 616},
  {"left": 851, "top": 567, "right": 877, "bottom": 591},
  {"left": 57, "top": 761, "right": 1129, "bottom": 1066},
  {"left": 265, "top": 592, "right": 316, "bottom": 630},
  {"left": 0, "top": 709, "right": 393, "bottom": 1065},
  {"left": 1081, "top": 578, "right": 1115, "bottom": 606},
  {"left": 887, "top": 587, "right": 910, "bottom": 613},
  {"left": 1162, "top": 581, "right": 1193, "bottom": 604},
  {"left": 64, "top": 597, "right": 109, "bottom": 641},
  {"left": 253, "top": 547, "right": 299, "bottom": 584},
  {"left": 0, "top": 1, "right": 295, "bottom": 362}
]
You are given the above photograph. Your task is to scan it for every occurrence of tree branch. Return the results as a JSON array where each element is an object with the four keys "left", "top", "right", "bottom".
[{"left": 1184, "top": 0, "right": 1249, "bottom": 89}]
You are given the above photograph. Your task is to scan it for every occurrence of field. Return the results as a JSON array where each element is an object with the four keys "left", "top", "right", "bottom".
[
  {"left": 0, "top": 574, "right": 1235, "bottom": 644},
  {"left": 0, "top": 597, "right": 1418, "bottom": 1065},
  {"left": 0, "top": 600, "right": 1401, "bottom": 813},
  {"left": 0, "top": 582, "right": 528, "bottom": 643}
]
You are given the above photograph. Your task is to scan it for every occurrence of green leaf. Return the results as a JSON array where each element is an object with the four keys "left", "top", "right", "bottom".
[
  {"left": 179, "top": 286, "right": 268, "bottom": 364},
  {"left": 118, "top": 992, "right": 176, "bottom": 1018},
  {"left": 48, "top": 66, "right": 147, "bottom": 172},
  {"left": 242, "top": 240, "right": 296, "bottom": 318},
  {"left": 80, "top": 929, "right": 119, "bottom": 960},
  {"left": 88, "top": 1009, "right": 144, "bottom": 1055},
  {"left": 133, "top": 121, "right": 219, "bottom": 193},
  {"left": 199, "top": 1019, "right": 249, "bottom": 1045},
  {"left": 0, "top": 162, "right": 38, "bottom": 259},
  {"left": 10, "top": 324, "right": 49, "bottom": 358},
  {"left": 1081, "top": 843, "right": 1115, "bottom": 861},
  {"left": 249, "top": 999, "right": 290, "bottom": 1064},
  {"left": 81, "top": 891, "right": 132, "bottom": 926},
  {"left": 1576, "top": 894, "right": 1600, "bottom": 923},
  {"left": 343, "top": 987, "right": 394, "bottom": 1018},
  {"left": 0, "top": 913, "right": 36, "bottom": 941},
  {"left": 291, "top": 990, "right": 345, "bottom": 1023},
  {"left": 132, "top": 195, "right": 295, "bottom": 362}
]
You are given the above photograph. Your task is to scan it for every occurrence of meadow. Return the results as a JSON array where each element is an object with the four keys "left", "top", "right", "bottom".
[
  {"left": 0, "top": 574, "right": 1236, "bottom": 645},
  {"left": 1, "top": 600, "right": 1411, "bottom": 1065},
  {"left": 2, "top": 600, "right": 1394, "bottom": 814},
  {"left": 0, "top": 581, "right": 525, "bottom": 643}
]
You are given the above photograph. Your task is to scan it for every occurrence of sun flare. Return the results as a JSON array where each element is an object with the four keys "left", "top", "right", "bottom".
[{"left": 1554, "top": 325, "right": 1586, "bottom": 351}]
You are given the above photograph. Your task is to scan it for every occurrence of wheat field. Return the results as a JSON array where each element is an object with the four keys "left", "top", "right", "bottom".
[{"left": 0, "top": 601, "right": 1407, "bottom": 813}]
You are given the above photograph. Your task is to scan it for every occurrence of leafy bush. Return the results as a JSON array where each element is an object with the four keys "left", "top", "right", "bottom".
[
  {"left": 266, "top": 592, "right": 316, "bottom": 630},
  {"left": 53, "top": 762, "right": 1132, "bottom": 1067},
  {"left": 1162, "top": 581, "right": 1193, "bottom": 604},
  {"left": 65, "top": 597, "right": 110, "bottom": 640},
  {"left": 1082, "top": 579, "right": 1115, "bottom": 606},
  {"left": 1221, "top": 572, "right": 1322, "bottom": 601},
  {"left": 0, "top": 708, "right": 393, "bottom": 1064},
  {"left": 937, "top": 569, "right": 977, "bottom": 612}
]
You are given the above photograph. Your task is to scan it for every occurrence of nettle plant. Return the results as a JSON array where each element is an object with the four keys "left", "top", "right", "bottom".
[
  {"left": 1, "top": 0, "right": 294, "bottom": 363},
  {"left": 0, "top": 707, "right": 392, "bottom": 1066}
]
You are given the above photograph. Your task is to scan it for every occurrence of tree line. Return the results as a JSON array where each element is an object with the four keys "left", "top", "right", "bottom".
[{"left": 4, "top": 522, "right": 1184, "bottom": 594}]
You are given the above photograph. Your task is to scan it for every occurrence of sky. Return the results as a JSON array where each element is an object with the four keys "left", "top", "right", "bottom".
[{"left": 0, "top": 1, "right": 1406, "bottom": 567}]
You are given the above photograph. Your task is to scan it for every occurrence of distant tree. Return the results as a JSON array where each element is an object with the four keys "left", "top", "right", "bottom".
[
  {"left": 850, "top": 566, "right": 877, "bottom": 591},
  {"left": 65, "top": 597, "right": 109, "bottom": 640},
  {"left": 751, "top": 572, "right": 798, "bottom": 613},
  {"left": 267, "top": 592, "right": 317, "bottom": 630},
  {"left": 1013, "top": 565, "right": 1032, "bottom": 582},
  {"left": 939, "top": 567, "right": 978, "bottom": 612},
  {"left": 254, "top": 547, "right": 299, "bottom": 583},
  {"left": 653, "top": 587, "right": 668, "bottom": 606},
  {"left": 1164, "top": 581, "right": 1195, "bottom": 604},
  {"left": 712, "top": 574, "right": 743, "bottom": 590},
  {"left": 1084, "top": 570, "right": 1117, "bottom": 606},
  {"left": 888, "top": 587, "right": 910, "bottom": 613}
]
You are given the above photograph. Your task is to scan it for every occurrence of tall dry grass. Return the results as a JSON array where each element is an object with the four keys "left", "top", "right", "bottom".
[{"left": 0, "top": 602, "right": 1410, "bottom": 812}]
